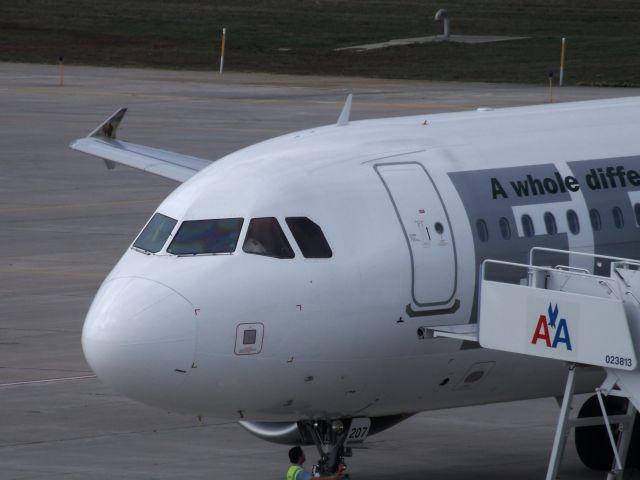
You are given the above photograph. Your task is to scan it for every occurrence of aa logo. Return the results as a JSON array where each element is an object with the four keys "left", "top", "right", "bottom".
[{"left": 531, "top": 303, "right": 572, "bottom": 351}]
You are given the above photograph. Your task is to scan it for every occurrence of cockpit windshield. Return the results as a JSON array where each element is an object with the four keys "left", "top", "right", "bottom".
[
  {"left": 243, "top": 217, "right": 295, "bottom": 259},
  {"left": 285, "top": 217, "right": 333, "bottom": 258},
  {"left": 167, "top": 218, "right": 244, "bottom": 255},
  {"left": 132, "top": 213, "right": 177, "bottom": 253}
]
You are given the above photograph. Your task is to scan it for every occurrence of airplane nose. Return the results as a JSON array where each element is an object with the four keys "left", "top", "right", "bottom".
[{"left": 82, "top": 277, "right": 196, "bottom": 407}]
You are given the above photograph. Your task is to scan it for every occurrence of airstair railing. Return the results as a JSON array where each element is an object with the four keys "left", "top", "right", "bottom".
[{"left": 480, "top": 257, "right": 621, "bottom": 297}]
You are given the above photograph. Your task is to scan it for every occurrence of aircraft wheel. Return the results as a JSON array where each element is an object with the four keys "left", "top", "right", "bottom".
[{"left": 575, "top": 395, "right": 640, "bottom": 470}]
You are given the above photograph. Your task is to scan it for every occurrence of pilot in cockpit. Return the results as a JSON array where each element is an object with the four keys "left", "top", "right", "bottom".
[{"left": 243, "top": 221, "right": 268, "bottom": 254}]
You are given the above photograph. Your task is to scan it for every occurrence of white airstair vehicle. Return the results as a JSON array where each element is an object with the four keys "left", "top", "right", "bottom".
[{"left": 428, "top": 247, "right": 640, "bottom": 480}]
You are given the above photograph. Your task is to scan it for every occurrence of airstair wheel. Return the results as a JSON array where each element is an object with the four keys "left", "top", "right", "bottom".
[{"left": 574, "top": 395, "right": 640, "bottom": 470}]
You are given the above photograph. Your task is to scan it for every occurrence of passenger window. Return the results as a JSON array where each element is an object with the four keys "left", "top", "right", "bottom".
[
  {"left": 285, "top": 217, "right": 332, "bottom": 258},
  {"left": 476, "top": 219, "right": 489, "bottom": 242},
  {"left": 133, "top": 213, "right": 177, "bottom": 253},
  {"left": 634, "top": 203, "right": 640, "bottom": 226},
  {"left": 613, "top": 206, "right": 625, "bottom": 229},
  {"left": 590, "top": 208, "right": 602, "bottom": 231},
  {"left": 566, "top": 209, "right": 580, "bottom": 235},
  {"left": 499, "top": 217, "right": 511, "bottom": 240},
  {"left": 521, "top": 214, "right": 535, "bottom": 238},
  {"left": 167, "top": 218, "right": 243, "bottom": 255},
  {"left": 544, "top": 212, "right": 557, "bottom": 235},
  {"left": 243, "top": 218, "right": 294, "bottom": 259}
]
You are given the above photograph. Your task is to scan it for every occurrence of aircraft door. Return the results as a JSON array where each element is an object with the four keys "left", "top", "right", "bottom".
[{"left": 376, "top": 162, "right": 457, "bottom": 311}]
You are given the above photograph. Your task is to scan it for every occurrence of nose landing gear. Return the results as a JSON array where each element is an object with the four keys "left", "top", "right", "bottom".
[{"left": 299, "top": 420, "right": 352, "bottom": 476}]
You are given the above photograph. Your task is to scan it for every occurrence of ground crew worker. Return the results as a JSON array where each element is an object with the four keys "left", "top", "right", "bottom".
[{"left": 287, "top": 446, "right": 345, "bottom": 480}]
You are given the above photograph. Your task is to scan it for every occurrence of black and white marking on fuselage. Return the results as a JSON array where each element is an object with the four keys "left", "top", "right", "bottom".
[{"left": 448, "top": 155, "right": 640, "bottom": 327}]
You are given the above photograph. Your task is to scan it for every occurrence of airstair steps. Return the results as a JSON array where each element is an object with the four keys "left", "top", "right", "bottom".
[{"left": 426, "top": 247, "right": 640, "bottom": 479}]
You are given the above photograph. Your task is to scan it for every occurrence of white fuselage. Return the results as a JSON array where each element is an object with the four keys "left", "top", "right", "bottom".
[{"left": 82, "top": 97, "right": 640, "bottom": 421}]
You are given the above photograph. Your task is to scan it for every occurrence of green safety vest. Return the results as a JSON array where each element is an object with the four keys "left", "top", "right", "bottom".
[{"left": 287, "top": 465, "right": 304, "bottom": 480}]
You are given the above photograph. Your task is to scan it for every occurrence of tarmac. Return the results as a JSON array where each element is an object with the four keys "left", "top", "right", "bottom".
[{"left": 1, "top": 62, "right": 640, "bottom": 479}]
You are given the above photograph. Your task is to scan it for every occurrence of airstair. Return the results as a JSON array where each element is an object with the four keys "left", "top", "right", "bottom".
[{"left": 427, "top": 248, "right": 640, "bottom": 479}]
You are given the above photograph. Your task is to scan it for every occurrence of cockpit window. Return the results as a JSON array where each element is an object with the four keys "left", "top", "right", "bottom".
[
  {"left": 133, "top": 213, "right": 177, "bottom": 253},
  {"left": 285, "top": 217, "right": 333, "bottom": 258},
  {"left": 243, "top": 218, "right": 294, "bottom": 259},
  {"left": 167, "top": 218, "right": 244, "bottom": 255}
]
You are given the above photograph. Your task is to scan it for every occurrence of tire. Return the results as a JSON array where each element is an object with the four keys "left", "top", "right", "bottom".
[{"left": 574, "top": 395, "right": 640, "bottom": 470}]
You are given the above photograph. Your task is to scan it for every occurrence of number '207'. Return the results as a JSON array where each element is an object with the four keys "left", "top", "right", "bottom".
[{"left": 349, "top": 427, "right": 368, "bottom": 439}]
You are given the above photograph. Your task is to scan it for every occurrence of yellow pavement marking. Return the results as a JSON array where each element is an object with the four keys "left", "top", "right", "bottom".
[
  {"left": 0, "top": 375, "right": 97, "bottom": 387},
  {"left": 0, "top": 198, "right": 163, "bottom": 214},
  {"left": 0, "top": 266, "right": 105, "bottom": 279},
  {"left": 0, "top": 85, "right": 472, "bottom": 112}
]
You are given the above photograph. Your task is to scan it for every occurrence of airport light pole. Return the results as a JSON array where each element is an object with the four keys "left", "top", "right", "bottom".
[
  {"left": 58, "top": 55, "right": 64, "bottom": 86},
  {"left": 219, "top": 28, "right": 226, "bottom": 75}
]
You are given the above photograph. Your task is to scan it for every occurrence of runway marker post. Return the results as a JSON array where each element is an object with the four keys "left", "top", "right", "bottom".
[
  {"left": 58, "top": 55, "right": 64, "bottom": 86},
  {"left": 219, "top": 28, "right": 226, "bottom": 75},
  {"left": 559, "top": 37, "right": 566, "bottom": 87}
]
